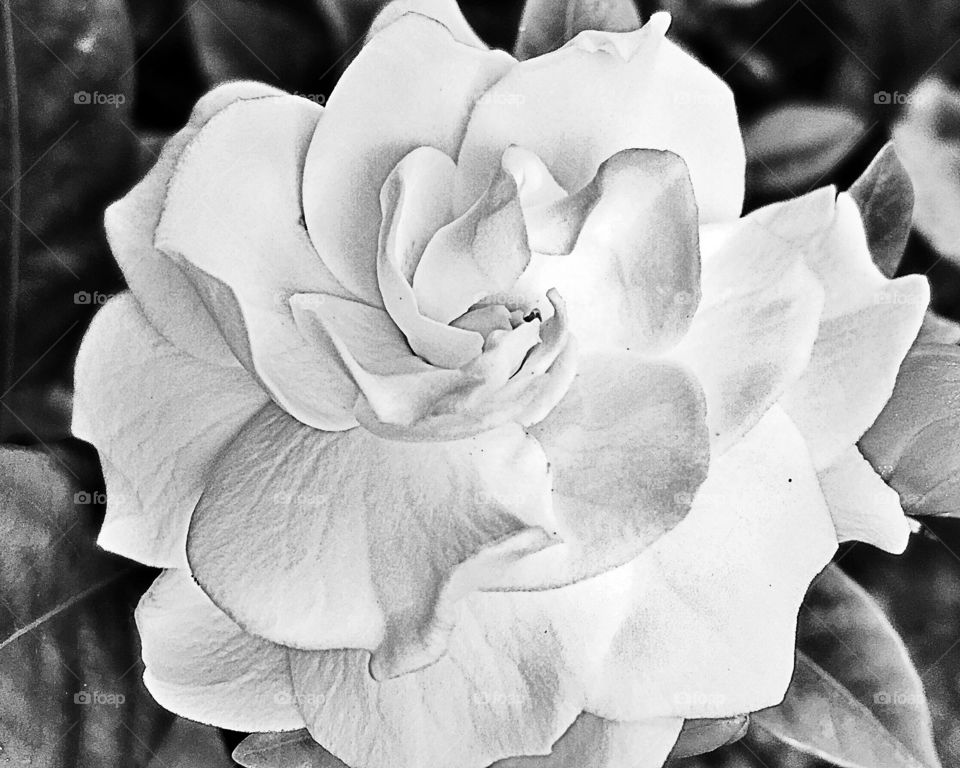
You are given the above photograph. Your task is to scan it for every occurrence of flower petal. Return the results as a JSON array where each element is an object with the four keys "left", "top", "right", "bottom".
[
  {"left": 368, "top": 0, "right": 488, "bottom": 48},
  {"left": 670, "top": 191, "right": 829, "bottom": 453},
  {"left": 186, "top": 405, "right": 560, "bottom": 680},
  {"left": 413, "top": 162, "right": 531, "bottom": 324},
  {"left": 155, "top": 94, "right": 359, "bottom": 431},
  {"left": 72, "top": 295, "right": 269, "bottom": 568},
  {"left": 288, "top": 405, "right": 822, "bottom": 768},
  {"left": 780, "top": 193, "right": 929, "bottom": 469},
  {"left": 818, "top": 447, "right": 910, "bottom": 554},
  {"left": 491, "top": 353, "right": 710, "bottom": 589},
  {"left": 516, "top": 149, "right": 702, "bottom": 355},
  {"left": 136, "top": 569, "right": 303, "bottom": 732},
  {"left": 377, "top": 147, "right": 484, "bottom": 368},
  {"left": 456, "top": 13, "right": 744, "bottom": 224},
  {"left": 587, "top": 406, "right": 838, "bottom": 720},
  {"left": 303, "top": 12, "right": 514, "bottom": 302},
  {"left": 105, "top": 80, "right": 284, "bottom": 364},
  {"left": 491, "top": 715, "right": 683, "bottom": 768}
]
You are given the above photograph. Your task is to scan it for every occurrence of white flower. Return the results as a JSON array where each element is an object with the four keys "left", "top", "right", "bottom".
[{"left": 73, "top": 3, "right": 928, "bottom": 767}]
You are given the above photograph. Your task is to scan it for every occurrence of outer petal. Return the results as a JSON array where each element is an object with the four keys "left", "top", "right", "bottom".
[
  {"left": 516, "top": 149, "right": 702, "bottom": 355},
  {"left": 288, "top": 409, "right": 833, "bottom": 768},
  {"left": 780, "top": 193, "right": 929, "bottom": 469},
  {"left": 587, "top": 407, "right": 838, "bottom": 720},
  {"left": 818, "top": 447, "right": 910, "bottom": 554},
  {"left": 136, "top": 569, "right": 304, "bottom": 732},
  {"left": 186, "top": 405, "right": 560, "bottom": 680},
  {"left": 368, "top": 0, "right": 488, "bottom": 48},
  {"left": 670, "top": 191, "right": 828, "bottom": 453},
  {"left": 155, "top": 95, "right": 359, "bottom": 432},
  {"left": 105, "top": 80, "right": 284, "bottom": 365},
  {"left": 492, "top": 353, "right": 710, "bottom": 589},
  {"left": 456, "top": 13, "right": 744, "bottom": 224},
  {"left": 72, "top": 295, "right": 269, "bottom": 568},
  {"left": 303, "top": 13, "right": 514, "bottom": 302},
  {"left": 492, "top": 715, "right": 683, "bottom": 768}
]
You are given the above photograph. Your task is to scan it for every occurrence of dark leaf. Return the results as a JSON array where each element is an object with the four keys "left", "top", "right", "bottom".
[
  {"left": 744, "top": 103, "right": 870, "bottom": 199},
  {"left": 893, "top": 79, "right": 960, "bottom": 274},
  {"left": 667, "top": 715, "right": 749, "bottom": 760},
  {"left": 0, "top": 0, "right": 138, "bottom": 442},
  {"left": 749, "top": 564, "right": 941, "bottom": 768},
  {"left": 188, "top": 0, "right": 387, "bottom": 97},
  {"left": 850, "top": 142, "right": 914, "bottom": 278},
  {"left": 860, "top": 344, "right": 960, "bottom": 517},
  {"left": 514, "top": 0, "right": 640, "bottom": 60},
  {"left": 146, "top": 717, "right": 235, "bottom": 768},
  {"left": 234, "top": 729, "right": 347, "bottom": 768},
  {"left": 0, "top": 443, "right": 170, "bottom": 766}
]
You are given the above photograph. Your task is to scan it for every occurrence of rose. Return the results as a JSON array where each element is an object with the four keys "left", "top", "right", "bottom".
[{"left": 72, "top": 2, "right": 929, "bottom": 767}]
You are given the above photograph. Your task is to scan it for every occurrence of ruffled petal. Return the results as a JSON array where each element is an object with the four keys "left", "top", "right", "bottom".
[
  {"left": 456, "top": 13, "right": 744, "bottom": 224},
  {"left": 136, "top": 569, "right": 303, "bottom": 732},
  {"left": 516, "top": 149, "right": 701, "bottom": 355},
  {"left": 669, "top": 190, "right": 828, "bottom": 453},
  {"left": 155, "top": 94, "right": 360, "bottom": 431},
  {"left": 303, "top": 13, "right": 514, "bottom": 302},
  {"left": 186, "top": 405, "right": 560, "bottom": 681},
  {"left": 288, "top": 409, "right": 826, "bottom": 767},
  {"left": 780, "top": 193, "right": 929, "bottom": 469},
  {"left": 72, "top": 295, "right": 269, "bottom": 568},
  {"left": 105, "top": 80, "right": 284, "bottom": 364},
  {"left": 492, "top": 715, "right": 682, "bottom": 768},
  {"left": 377, "top": 147, "right": 484, "bottom": 368},
  {"left": 413, "top": 163, "right": 531, "bottom": 324},
  {"left": 587, "top": 406, "right": 838, "bottom": 720},
  {"left": 818, "top": 446, "right": 910, "bottom": 554},
  {"left": 491, "top": 353, "right": 709, "bottom": 589},
  {"left": 368, "top": 0, "right": 488, "bottom": 48}
]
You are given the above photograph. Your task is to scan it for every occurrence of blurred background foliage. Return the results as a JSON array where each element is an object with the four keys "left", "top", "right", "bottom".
[{"left": 3, "top": 0, "right": 960, "bottom": 766}]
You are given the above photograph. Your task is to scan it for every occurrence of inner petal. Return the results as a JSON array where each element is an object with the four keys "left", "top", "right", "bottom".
[
  {"left": 377, "top": 147, "right": 485, "bottom": 369},
  {"left": 412, "top": 163, "right": 532, "bottom": 324}
]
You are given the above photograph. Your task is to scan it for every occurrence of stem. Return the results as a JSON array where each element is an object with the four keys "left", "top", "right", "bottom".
[{"left": 0, "top": 0, "right": 20, "bottom": 441}]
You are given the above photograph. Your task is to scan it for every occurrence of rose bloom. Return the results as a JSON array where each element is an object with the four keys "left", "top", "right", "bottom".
[{"left": 73, "top": 2, "right": 929, "bottom": 767}]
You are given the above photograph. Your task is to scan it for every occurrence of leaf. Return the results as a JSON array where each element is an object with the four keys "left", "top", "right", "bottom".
[
  {"left": 749, "top": 564, "right": 942, "bottom": 768},
  {"left": 893, "top": 78, "right": 960, "bottom": 273},
  {"left": 514, "top": 0, "right": 640, "bottom": 60},
  {"left": 0, "top": 0, "right": 138, "bottom": 442},
  {"left": 234, "top": 729, "right": 348, "bottom": 768},
  {"left": 667, "top": 715, "right": 749, "bottom": 760},
  {"left": 850, "top": 142, "right": 915, "bottom": 278},
  {"left": 860, "top": 344, "right": 960, "bottom": 516},
  {"left": 744, "top": 103, "right": 870, "bottom": 200},
  {"left": 917, "top": 311, "right": 960, "bottom": 345},
  {"left": 187, "top": 0, "right": 386, "bottom": 97},
  {"left": 146, "top": 717, "right": 235, "bottom": 768},
  {"left": 0, "top": 443, "right": 174, "bottom": 766}
]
